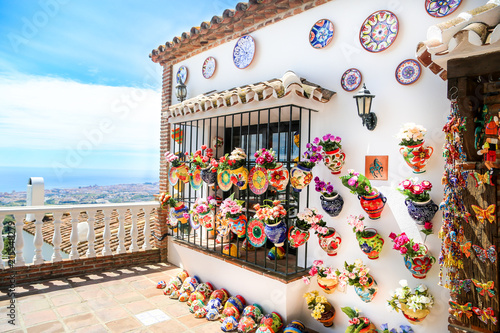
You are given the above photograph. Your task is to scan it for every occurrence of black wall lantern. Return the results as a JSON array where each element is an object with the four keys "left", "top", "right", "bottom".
[
  {"left": 353, "top": 83, "right": 377, "bottom": 131},
  {"left": 175, "top": 82, "right": 187, "bottom": 102}
]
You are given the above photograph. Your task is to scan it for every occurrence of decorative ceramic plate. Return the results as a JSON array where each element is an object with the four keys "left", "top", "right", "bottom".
[
  {"left": 395, "top": 59, "right": 422, "bottom": 85},
  {"left": 217, "top": 169, "right": 233, "bottom": 192},
  {"left": 246, "top": 218, "right": 267, "bottom": 247},
  {"left": 233, "top": 35, "right": 255, "bottom": 69},
  {"left": 190, "top": 213, "right": 201, "bottom": 230},
  {"left": 359, "top": 10, "right": 399, "bottom": 53},
  {"left": 294, "top": 131, "right": 300, "bottom": 148},
  {"left": 309, "top": 19, "right": 334, "bottom": 49},
  {"left": 425, "top": 0, "right": 462, "bottom": 18},
  {"left": 248, "top": 166, "right": 269, "bottom": 195},
  {"left": 168, "top": 167, "right": 179, "bottom": 186},
  {"left": 189, "top": 169, "right": 203, "bottom": 190},
  {"left": 176, "top": 65, "right": 188, "bottom": 84},
  {"left": 202, "top": 57, "right": 216, "bottom": 79},
  {"left": 216, "top": 212, "right": 231, "bottom": 237},
  {"left": 341, "top": 68, "right": 362, "bottom": 91}
]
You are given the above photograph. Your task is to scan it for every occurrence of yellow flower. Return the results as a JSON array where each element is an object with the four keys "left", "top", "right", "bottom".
[{"left": 316, "top": 296, "right": 327, "bottom": 304}]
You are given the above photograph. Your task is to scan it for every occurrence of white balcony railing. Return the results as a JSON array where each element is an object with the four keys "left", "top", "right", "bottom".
[{"left": 0, "top": 201, "right": 159, "bottom": 269}]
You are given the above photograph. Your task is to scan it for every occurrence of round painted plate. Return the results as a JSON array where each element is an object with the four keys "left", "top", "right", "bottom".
[
  {"left": 309, "top": 19, "right": 334, "bottom": 49},
  {"left": 168, "top": 167, "right": 179, "bottom": 186},
  {"left": 246, "top": 218, "right": 267, "bottom": 247},
  {"left": 233, "top": 35, "right": 255, "bottom": 69},
  {"left": 395, "top": 59, "right": 422, "bottom": 85},
  {"left": 425, "top": 0, "right": 462, "bottom": 18},
  {"left": 190, "top": 213, "right": 201, "bottom": 230},
  {"left": 359, "top": 10, "right": 399, "bottom": 53},
  {"left": 217, "top": 169, "right": 233, "bottom": 192},
  {"left": 189, "top": 169, "right": 203, "bottom": 190},
  {"left": 341, "top": 68, "right": 362, "bottom": 91},
  {"left": 176, "top": 65, "right": 188, "bottom": 84},
  {"left": 248, "top": 166, "right": 269, "bottom": 195},
  {"left": 202, "top": 56, "right": 216, "bottom": 79}
]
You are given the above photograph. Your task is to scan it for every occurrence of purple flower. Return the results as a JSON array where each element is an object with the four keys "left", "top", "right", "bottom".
[
  {"left": 323, "top": 134, "right": 329, "bottom": 141},
  {"left": 335, "top": 136, "right": 341, "bottom": 142},
  {"left": 315, "top": 186, "right": 322, "bottom": 192},
  {"left": 313, "top": 137, "right": 320, "bottom": 145},
  {"left": 326, "top": 185, "right": 334, "bottom": 193},
  {"left": 314, "top": 176, "right": 320, "bottom": 182},
  {"left": 306, "top": 143, "right": 311, "bottom": 149}
]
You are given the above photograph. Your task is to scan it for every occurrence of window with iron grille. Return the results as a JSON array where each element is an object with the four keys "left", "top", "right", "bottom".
[{"left": 168, "top": 104, "right": 315, "bottom": 277}]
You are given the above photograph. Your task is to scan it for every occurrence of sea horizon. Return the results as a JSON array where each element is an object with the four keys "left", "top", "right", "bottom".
[{"left": 0, "top": 166, "right": 159, "bottom": 193}]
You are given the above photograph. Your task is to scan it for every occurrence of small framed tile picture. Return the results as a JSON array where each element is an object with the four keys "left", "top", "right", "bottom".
[{"left": 365, "top": 155, "right": 388, "bottom": 180}]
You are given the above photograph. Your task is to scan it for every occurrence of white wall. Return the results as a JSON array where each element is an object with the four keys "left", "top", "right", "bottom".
[{"left": 167, "top": 1, "right": 486, "bottom": 332}]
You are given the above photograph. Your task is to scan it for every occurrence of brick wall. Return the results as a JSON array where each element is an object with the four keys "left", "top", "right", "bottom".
[{"left": 0, "top": 249, "right": 160, "bottom": 288}]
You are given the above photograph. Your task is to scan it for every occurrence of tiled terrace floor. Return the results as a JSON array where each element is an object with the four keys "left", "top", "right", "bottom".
[{"left": 0, "top": 263, "right": 223, "bottom": 333}]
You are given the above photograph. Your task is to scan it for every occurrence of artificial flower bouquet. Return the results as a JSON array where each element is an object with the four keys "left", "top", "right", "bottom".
[
  {"left": 298, "top": 138, "right": 324, "bottom": 169},
  {"left": 158, "top": 193, "right": 178, "bottom": 209},
  {"left": 340, "top": 170, "right": 375, "bottom": 197},
  {"left": 380, "top": 323, "right": 414, "bottom": 333},
  {"left": 189, "top": 196, "right": 217, "bottom": 215},
  {"left": 341, "top": 307, "right": 375, "bottom": 333},
  {"left": 387, "top": 280, "right": 434, "bottom": 324},
  {"left": 296, "top": 207, "right": 328, "bottom": 235},
  {"left": 254, "top": 148, "right": 278, "bottom": 169},
  {"left": 314, "top": 176, "right": 337, "bottom": 198},
  {"left": 347, "top": 214, "right": 372, "bottom": 238},
  {"left": 396, "top": 123, "right": 427, "bottom": 147},
  {"left": 302, "top": 259, "right": 337, "bottom": 285},
  {"left": 303, "top": 291, "right": 330, "bottom": 319},
  {"left": 228, "top": 147, "right": 247, "bottom": 170},
  {"left": 318, "top": 133, "right": 342, "bottom": 151},
  {"left": 187, "top": 145, "right": 214, "bottom": 173},
  {"left": 164, "top": 151, "right": 182, "bottom": 167},
  {"left": 397, "top": 178, "right": 432, "bottom": 202},
  {"left": 388, "top": 232, "right": 433, "bottom": 260},
  {"left": 254, "top": 200, "right": 287, "bottom": 225},
  {"left": 335, "top": 260, "right": 374, "bottom": 289},
  {"left": 220, "top": 194, "right": 246, "bottom": 218}
]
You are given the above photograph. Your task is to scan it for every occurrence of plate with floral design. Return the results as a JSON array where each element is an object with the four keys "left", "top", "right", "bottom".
[
  {"left": 246, "top": 218, "right": 267, "bottom": 247},
  {"left": 359, "top": 10, "right": 399, "bottom": 53},
  {"left": 176, "top": 65, "right": 188, "bottom": 84},
  {"left": 233, "top": 35, "right": 255, "bottom": 69},
  {"left": 217, "top": 169, "right": 233, "bottom": 192},
  {"left": 309, "top": 19, "right": 334, "bottom": 49},
  {"left": 190, "top": 213, "right": 201, "bottom": 230},
  {"left": 425, "top": 0, "right": 462, "bottom": 18},
  {"left": 189, "top": 169, "right": 203, "bottom": 190},
  {"left": 248, "top": 166, "right": 269, "bottom": 195},
  {"left": 395, "top": 59, "right": 422, "bottom": 85},
  {"left": 341, "top": 68, "right": 362, "bottom": 91},
  {"left": 202, "top": 56, "right": 216, "bottom": 79},
  {"left": 168, "top": 167, "right": 179, "bottom": 186}
]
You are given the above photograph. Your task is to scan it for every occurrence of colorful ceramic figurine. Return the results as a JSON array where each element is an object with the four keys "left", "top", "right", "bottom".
[
  {"left": 256, "top": 312, "right": 283, "bottom": 333},
  {"left": 220, "top": 295, "right": 246, "bottom": 322},
  {"left": 163, "top": 270, "right": 189, "bottom": 296},
  {"left": 194, "top": 289, "right": 230, "bottom": 319},
  {"left": 170, "top": 276, "right": 199, "bottom": 300},
  {"left": 237, "top": 304, "right": 264, "bottom": 333},
  {"left": 187, "top": 282, "right": 214, "bottom": 309}
]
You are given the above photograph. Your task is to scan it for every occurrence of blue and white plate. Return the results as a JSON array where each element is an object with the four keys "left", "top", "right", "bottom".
[
  {"left": 309, "top": 19, "right": 334, "bottom": 49},
  {"left": 395, "top": 59, "right": 422, "bottom": 85},
  {"left": 233, "top": 35, "right": 255, "bottom": 69},
  {"left": 176, "top": 65, "right": 188, "bottom": 84}
]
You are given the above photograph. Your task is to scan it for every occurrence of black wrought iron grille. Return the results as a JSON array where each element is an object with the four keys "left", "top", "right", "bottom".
[{"left": 169, "top": 104, "right": 316, "bottom": 277}]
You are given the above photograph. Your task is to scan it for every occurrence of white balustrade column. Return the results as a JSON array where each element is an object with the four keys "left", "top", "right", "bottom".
[
  {"left": 142, "top": 209, "right": 152, "bottom": 250},
  {"left": 0, "top": 214, "right": 5, "bottom": 268},
  {"left": 13, "top": 213, "right": 26, "bottom": 267},
  {"left": 116, "top": 209, "right": 126, "bottom": 254},
  {"left": 86, "top": 209, "right": 97, "bottom": 258},
  {"left": 129, "top": 208, "right": 138, "bottom": 252},
  {"left": 51, "top": 212, "right": 63, "bottom": 262},
  {"left": 101, "top": 209, "right": 112, "bottom": 256},
  {"left": 69, "top": 210, "right": 80, "bottom": 260},
  {"left": 32, "top": 212, "right": 45, "bottom": 265}
]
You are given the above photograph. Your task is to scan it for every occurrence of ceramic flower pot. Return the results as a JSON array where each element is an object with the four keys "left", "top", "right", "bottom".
[
  {"left": 199, "top": 211, "right": 215, "bottom": 231},
  {"left": 356, "top": 228, "right": 384, "bottom": 260},
  {"left": 267, "top": 246, "right": 286, "bottom": 260},
  {"left": 201, "top": 167, "right": 217, "bottom": 186},
  {"left": 228, "top": 215, "right": 247, "bottom": 238},
  {"left": 258, "top": 312, "right": 283, "bottom": 333},
  {"left": 267, "top": 163, "right": 289, "bottom": 191},
  {"left": 170, "top": 204, "right": 191, "bottom": 234},
  {"left": 400, "top": 303, "right": 430, "bottom": 324},
  {"left": 175, "top": 163, "right": 190, "bottom": 183},
  {"left": 359, "top": 321, "right": 377, "bottom": 333},
  {"left": 405, "top": 199, "right": 439, "bottom": 225},
  {"left": 317, "top": 276, "right": 338, "bottom": 294},
  {"left": 404, "top": 246, "right": 435, "bottom": 279},
  {"left": 358, "top": 189, "right": 387, "bottom": 220},
  {"left": 399, "top": 141, "right": 434, "bottom": 174},
  {"left": 287, "top": 225, "right": 310, "bottom": 248},
  {"left": 221, "top": 316, "right": 239, "bottom": 332},
  {"left": 354, "top": 277, "right": 378, "bottom": 303},
  {"left": 318, "top": 227, "right": 342, "bottom": 256},
  {"left": 284, "top": 320, "right": 306, "bottom": 333},
  {"left": 290, "top": 164, "right": 313, "bottom": 192},
  {"left": 317, "top": 303, "right": 335, "bottom": 327},
  {"left": 323, "top": 148, "right": 346, "bottom": 174},
  {"left": 230, "top": 166, "right": 249, "bottom": 190},
  {"left": 320, "top": 194, "right": 344, "bottom": 217},
  {"left": 264, "top": 220, "right": 288, "bottom": 247}
]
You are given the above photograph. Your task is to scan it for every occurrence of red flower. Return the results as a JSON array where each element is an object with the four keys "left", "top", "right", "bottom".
[
  {"left": 411, "top": 146, "right": 431, "bottom": 164},
  {"left": 412, "top": 256, "right": 433, "bottom": 275}
]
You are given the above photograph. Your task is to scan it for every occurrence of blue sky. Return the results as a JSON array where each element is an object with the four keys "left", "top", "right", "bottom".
[{"left": 0, "top": 0, "right": 241, "bottom": 188}]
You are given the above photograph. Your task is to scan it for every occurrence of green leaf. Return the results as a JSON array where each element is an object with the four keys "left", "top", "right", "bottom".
[{"left": 341, "top": 307, "right": 357, "bottom": 319}]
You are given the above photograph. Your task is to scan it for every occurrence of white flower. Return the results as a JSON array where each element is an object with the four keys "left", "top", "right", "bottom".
[
  {"left": 399, "top": 279, "right": 408, "bottom": 287},
  {"left": 415, "top": 284, "right": 427, "bottom": 292},
  {"left": 395, "top": 288, "right": 406, "bottom": 299}
]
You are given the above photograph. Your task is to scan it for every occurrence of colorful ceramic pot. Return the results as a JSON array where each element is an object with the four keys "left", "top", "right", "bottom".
[
  {"left": 288, "top": 226, "right": 310, "bottom": 248},
  {"left": 187, "top": 282, "right": 214, "bottom": 306},
  {"left": 171, "top": 276, "right": 199, "bottom": 300},
  {"left": 221, "top": 316, "right": 239, "bottom": 332},
  {"left": 267, "top": 246, "right": 286, "bottom": 260},
  {"left": 264, "top": 220, "right": 288, "bottom": 247},
  {"left": 218, "top": 169, "right": 233, "bottom": 192},
  {"left": 230, "top": 166, "right": 249, "bottom": 190},
  {"left": 320, "top": 194, "right": 344, "bottom": 217},
  {"left": 195, "top": 289, "right": 229, "bottom": 319},
  {"left": 356, "top": 228, "right": 384, "bottom": 260},
  {"left": 318, "top": 227, "right": 342, "bottom": 256},
  {"left": 324, "top": 148, "right": 346, "bottom": 174},
  {"left": 227, "top": 214, "right": 247, "bottom": 238},
  {"left": 317, "top": 276, "right": 338, "bottom": 294},
  {"left": 223, "top": 244, "right": 239, "bottom": 257},
  {"left": 399, "top": 142, "right": 434, "bottom": 174},
  {"left": 400, "top": 303, "right": 430, "bottom": 324},
  {"left": 175, "top": 163, "right": 190, "bottom": 183},
  {"left": 199, "top": 211, "right": 215, "bottom": 231},
  {"left": 405, "top": 199, "right": 439, "bottom": 225},
  {"left": 284, "top": 320, "right": 307, "bottom": 333},
  {"left": 404, "top": 246, "right": 435, "bottom": 279},
  {"left": 358, "top": 189, "right": 387, "bottom": 220},
  {"left": 201, "top": 167, "right": 217, "bottom": 186},
  {"left": 163, "top": 270, "right": 189, "bottom": 296},
  {"left": 221, "top": 296, "right": 246, "bottom": 321},
  {"left": 238, "top": 304, "right": 264, "bottom": 333},
  {"left": 267, "top": 163, "right": 289, "bottom": 191},
  {"left": 317, "top": 302, "right": 335, "bottom": 327},
  {"left": 170, "top": 204, "right": 191, "bottom": 234},
  {"left": 258, "top": 312, "right": 283, "bottom": 333},
  {"left": 354, "top": 277, "right": 378, "bottom": 303},
  {"left": 358, "top": 321, "right": 377, "bottom": 333},
  {"left": 290, "top": 164, "right": 313, "bottom": 192}
]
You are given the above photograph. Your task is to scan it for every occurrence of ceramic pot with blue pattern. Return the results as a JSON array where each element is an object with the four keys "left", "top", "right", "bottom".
[
  {"left": 320, "top": 193, "right": 344, "bottom": 217},
  {"left": 405, "top": 199, "right": 439, "bottom": 225},
  {"left": 353, "top": 276, "right": 378, "bottom": 303},
  {"left": 264, "top": 220, "right": 288, "bottom": 247},
  {"left": 201, "top": 167, "right": 217, "bottom": 186}
]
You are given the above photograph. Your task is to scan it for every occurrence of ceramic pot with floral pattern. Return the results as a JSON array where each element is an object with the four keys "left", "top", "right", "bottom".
[
  {"left": 201, "top": 167, "right": 217, "bottom": 186},
  {"left": 317, "top": 276, "right": 338, "bottom": 294},
  {"left": 356, "top": 228, "right": 384, "bottom": 260},
  {"left": 404, "top": 246, "right": 435, "bottom": 279},
  {"left": 230, "top": 166, "right": 249, "bottom": 190},
  {"left": 405, "top": 199, "right": 439, "bottom": 225},
  {"left": 358, "top": 189, "right": 387, "bottom": 220},
  {"left": 318, "top": 227, "right": 342, "bottom": 256},
  {"left": 323, "top": 148, "right": 346, "bottom": 174},
  {"left": 354, "top": 277, "right": 378, "bottom": 303},
  {"left": 287, "top": 225, "right": 310, "bottom": 248},
  {"left": 320, "top": 194, "right": 344, "bottom": 217},
  {"left": 175, "top": 163, "right": 190, "bottom": 183},
  {"left": 399, "top": 141, "right": 434, "bottom": 174},
  {"left": 400, "top": 303, "right": 430, "bottom": 324},
  {"left": 264, "top": 220, "right": 288, "bottom": 247},
  {"left": 267, "top": 162, "right": 289, "bottom": 191},
  {"left": 290, "top": 164, "right": 313, "bottom": 192}
]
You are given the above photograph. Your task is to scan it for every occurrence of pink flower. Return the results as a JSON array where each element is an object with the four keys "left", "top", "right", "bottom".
[
  {"left": 413, "top": 244, "right": 420, "bottom": 251},
  {"left": 401, "top": 179, "right": 412, "bottom": 189},
  {"left": 421, "top": 180, "right": 432, "bottom": 190},
  {"left": 389, "top": 232, "right": 397, "bottom": 240},
  {"left": 400, "top": 247, "right": 408, "bottom": 254},
  {"left": 424, "top": 222, "right": 433, "bottom": 230},
  {"left": 348, "top": 178, "right": 357, "bottom": 186},
  {"left": 309, "top": 266, "right": 318, "bottom": 276},
  {"left": 313, "top": 260, "right": 324, "bottom": 266},
  {"left": 183, "top": 213, "right": 190, "bottom": 219},
  {"left": 411, "top": 185, "right": 424, "bottom": 195},
  {"left": 302, "top": 276, "right": 310, "bottom": 284},
  {"left": 359, "top": 276, "right": 368, "bottom": 285}
]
